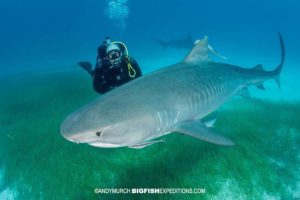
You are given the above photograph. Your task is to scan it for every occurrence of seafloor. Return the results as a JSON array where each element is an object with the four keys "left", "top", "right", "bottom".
[{"left": 0, "top": 69, "right": 299, "bottom": 199}]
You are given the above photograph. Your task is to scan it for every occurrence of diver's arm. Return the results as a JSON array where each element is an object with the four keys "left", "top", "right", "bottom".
[
  {"left": 93, "top": 75, "right": 110, "bottom": 94},
  {"left": 93, "top": 62, "right": 111, "bottom": 94}
]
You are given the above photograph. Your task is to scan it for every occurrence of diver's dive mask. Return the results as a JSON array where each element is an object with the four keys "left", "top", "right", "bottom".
[
  {"left": 108, "top": 50, "right": 122, "bottom": 66},
  {"left": 108, "top": 50, "right": 121, "bottom": 60}
]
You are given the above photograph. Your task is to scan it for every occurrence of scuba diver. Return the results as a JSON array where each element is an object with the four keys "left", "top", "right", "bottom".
[{"left": 78, "top": 37, "right": 142, "bottom": 94}]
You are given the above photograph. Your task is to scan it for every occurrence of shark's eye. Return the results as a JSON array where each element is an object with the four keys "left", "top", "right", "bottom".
[{"left": 96, "top": 132, "right": 102, "bottom": 137}]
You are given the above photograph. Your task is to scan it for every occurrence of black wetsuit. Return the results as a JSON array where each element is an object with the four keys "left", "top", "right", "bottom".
[{"left": 93, "top": 56, "right": 142, "bottom": 94}]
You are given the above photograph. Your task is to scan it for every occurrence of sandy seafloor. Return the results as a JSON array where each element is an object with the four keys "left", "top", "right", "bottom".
[{"left": 0, "top": 51, "right": 300, "bottom": 200}]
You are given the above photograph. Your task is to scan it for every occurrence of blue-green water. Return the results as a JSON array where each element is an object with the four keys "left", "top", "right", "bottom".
[{"left": 1, "top": 0, "right": 300, "bottom": 199}]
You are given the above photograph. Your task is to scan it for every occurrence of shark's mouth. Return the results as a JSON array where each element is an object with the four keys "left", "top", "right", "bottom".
[{"left": 88, "top": 142, "right": 122, "bottom": 148}]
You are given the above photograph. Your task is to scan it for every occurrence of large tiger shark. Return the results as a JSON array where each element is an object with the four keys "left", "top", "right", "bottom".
[{"left": 60, "top": 34, "right": 285, "bottom": 149}]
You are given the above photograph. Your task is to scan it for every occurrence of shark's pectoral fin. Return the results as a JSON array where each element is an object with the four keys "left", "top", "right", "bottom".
[
  {"left": 129, "top": 139, "right": 166, "bottom": 149},
  {"left": 171, "top": 121, "right": 235, "bottom": 146}
]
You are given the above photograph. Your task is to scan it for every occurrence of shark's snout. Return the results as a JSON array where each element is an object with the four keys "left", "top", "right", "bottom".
[
  {"left": 60, "top": 120, "right": 76, "bottom": 143},
  {"left": 60, "top": 115, "right": 104, "bottom": 145},
  {"left": 60, "top": 113, "right": 85, "bottom": 143}
]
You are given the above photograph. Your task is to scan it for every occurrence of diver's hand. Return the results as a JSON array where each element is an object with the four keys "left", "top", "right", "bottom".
[{"left": 95, "top": 60, "right": 103, "bottom": 69}]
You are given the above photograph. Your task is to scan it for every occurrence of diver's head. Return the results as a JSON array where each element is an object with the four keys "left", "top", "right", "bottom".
[{"left": 106, "top": 43, "right": 122, "bottom": 66}]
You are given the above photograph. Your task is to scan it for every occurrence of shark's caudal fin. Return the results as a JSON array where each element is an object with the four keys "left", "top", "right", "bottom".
[
  {"left": 250, "top": 34, "right": 285, "bottom": 90},
  {"left": 272, "top": 33, "right": 286, "bottom": 89},
  {"left": 254, "top": 34, "right": 285, "bottom": 90}
]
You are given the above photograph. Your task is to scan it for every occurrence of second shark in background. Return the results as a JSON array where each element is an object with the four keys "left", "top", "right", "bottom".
[{"left": 153, "top": 33, "right": 227, "bottom": 60}]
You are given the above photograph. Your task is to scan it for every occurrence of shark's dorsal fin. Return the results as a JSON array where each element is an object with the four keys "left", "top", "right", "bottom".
[{"left": 184, "top": 36, "right": 211, "bottom": 64}]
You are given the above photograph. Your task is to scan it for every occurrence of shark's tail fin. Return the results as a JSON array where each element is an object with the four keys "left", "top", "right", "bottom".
[
  {"left": 152, "top": 38, "right": 168, "bottom": 50},
  {"left": 272, "top": 33, "right": 286, "bottom": 89}
]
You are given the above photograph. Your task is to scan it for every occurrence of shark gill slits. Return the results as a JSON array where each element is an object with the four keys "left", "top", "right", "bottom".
[{"left": 96, "top": 132, "right": 102, "bottom": 137}]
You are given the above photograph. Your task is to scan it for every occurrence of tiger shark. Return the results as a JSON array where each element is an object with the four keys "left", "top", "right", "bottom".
[
  {"left": 60, "top": 34, "right": 285, "bottom": 149},
  {"left": 153, "top": 33, "right": 227, "bottom": 60},
  {"left": 152, "top": 33, "right": 194, "bottom": 49}
]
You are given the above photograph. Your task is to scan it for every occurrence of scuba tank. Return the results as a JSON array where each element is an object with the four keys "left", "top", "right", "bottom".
[{"left": 97, "top": 36, "right": 111, "bottom": 59}]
